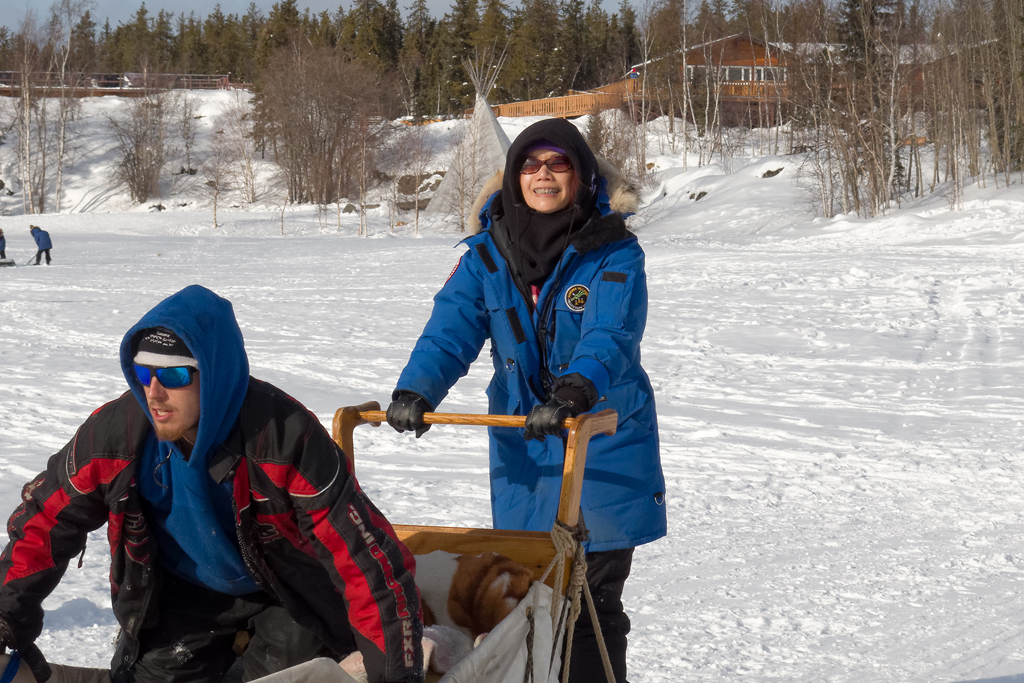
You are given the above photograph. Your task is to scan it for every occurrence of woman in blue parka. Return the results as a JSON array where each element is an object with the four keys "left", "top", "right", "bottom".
[{"left": 388, "top": 118, "right": 666, "bottom": 682}]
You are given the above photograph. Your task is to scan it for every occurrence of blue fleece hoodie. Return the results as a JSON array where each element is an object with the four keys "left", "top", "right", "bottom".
[{"left": 119, "top": 285, "right": 258, "bottom": 594}]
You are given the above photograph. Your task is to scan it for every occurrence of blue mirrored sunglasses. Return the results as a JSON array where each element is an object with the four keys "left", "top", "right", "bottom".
[{"left": 133, "top": 364, "right": 197, "bottom": 389}]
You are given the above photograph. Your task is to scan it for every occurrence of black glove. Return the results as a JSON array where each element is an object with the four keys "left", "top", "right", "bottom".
[
  {"left": 0, "top": 615, "right": 27, "bottom": 655},
  {"left": 524, "top": 373, "right": 598, "bottom": 442},
  {"left": 0, "top": 616, "right": 51, "bottom": 682},
  {"left": 524, "top": 397, "right": 576, "bottom": 441},
  {"left": 386, "top": 391, "right": 433, "bottom": 438}
]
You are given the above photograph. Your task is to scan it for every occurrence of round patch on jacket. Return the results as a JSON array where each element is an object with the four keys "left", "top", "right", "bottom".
[{"left": 565, "top": 284, "right": 590, "bottom": 312}]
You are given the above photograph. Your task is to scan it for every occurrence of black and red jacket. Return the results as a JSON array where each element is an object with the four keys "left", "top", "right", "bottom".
[{"left": 0, "top": 380, "right": 422, "bottom": 683}]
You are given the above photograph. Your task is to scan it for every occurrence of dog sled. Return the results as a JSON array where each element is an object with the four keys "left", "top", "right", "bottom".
[
  {"left": 330, "top": 403, "right": 619, "bottom": 683},
  {"left": 0, "top": 406, "right": 618, "bottom": 683}
]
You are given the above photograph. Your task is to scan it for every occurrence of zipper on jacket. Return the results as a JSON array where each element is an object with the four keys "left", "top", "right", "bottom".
[
  {"left": 500, "top": 258, "right": 548, "bottom": 403},
  {"left": 485, "top": 228, "right": 568, "bottom": 403},
  {"left": 229, "top": 471, "right": 275, "bottom": 595},
  {"left": 121, "top": 565, "right": 156, "bottom": 669},
  {"left": 535, "top": 252, "right": 577, "bottom": 397}
]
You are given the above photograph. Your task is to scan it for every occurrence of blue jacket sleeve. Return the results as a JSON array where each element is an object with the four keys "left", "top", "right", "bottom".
[
  {"left": 564, "top": 240, "right": 648, "bottom": 400},
  {"left": 394, "top": 250, "right": 491, "bottom": 409}
]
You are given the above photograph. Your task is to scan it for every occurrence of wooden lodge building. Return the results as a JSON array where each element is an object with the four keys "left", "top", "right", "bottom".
[{"left": 675, "top": 33, "right": 793, "bottom": 126}]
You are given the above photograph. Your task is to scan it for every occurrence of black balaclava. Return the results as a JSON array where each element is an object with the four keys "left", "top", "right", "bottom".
[{"left": 497, "top": 119, "right": 600, "bottom": 288}]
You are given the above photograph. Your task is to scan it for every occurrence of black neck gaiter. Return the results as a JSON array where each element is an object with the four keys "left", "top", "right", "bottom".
[{"left": 497, "top": 118, "right": 601, "bottom": 289}]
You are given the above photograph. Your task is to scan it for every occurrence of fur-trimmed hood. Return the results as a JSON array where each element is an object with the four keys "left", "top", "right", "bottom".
[{"left": 467, "top": 155, "right": 640, "bottom": 235}]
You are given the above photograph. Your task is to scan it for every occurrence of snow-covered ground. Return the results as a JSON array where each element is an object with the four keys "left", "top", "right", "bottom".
[{"left": 3, "top": 94, "right": 1024, "bottom": 682}]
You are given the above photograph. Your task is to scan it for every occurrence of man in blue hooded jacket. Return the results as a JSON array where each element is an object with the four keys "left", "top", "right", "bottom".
[
  {"left": 0, "top": 285, "right": 422, "bottom": 683},
  {"left": 29, "top": 226, "right": 52, "bottom": 265}
]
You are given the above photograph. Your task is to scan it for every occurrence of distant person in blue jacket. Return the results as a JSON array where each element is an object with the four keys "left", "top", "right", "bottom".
[
  {"left": 0, "top": 228, "right": 6, "bottom": 260},
  {"left": 29, "top": 225, "right": 52, "bottom": 265},
  {"left": 387, "top": 118, "right": 666, "bottom": 683}
]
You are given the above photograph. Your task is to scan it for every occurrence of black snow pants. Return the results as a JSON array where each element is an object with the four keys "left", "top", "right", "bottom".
[
  {"left": 33, "top": 249, "right": 50, "bottom": 265},
  {"left": 565, "top": 547, "right": 634, "bottom": 683},
  {"left": 130, "top": 572, "right": 335, "bottom": 683}
]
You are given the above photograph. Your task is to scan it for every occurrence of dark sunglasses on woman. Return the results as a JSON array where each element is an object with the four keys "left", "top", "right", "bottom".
[
  {"left": 520, "top": 155, "right": 573, "bottom": 174},
  {"left": 134, "top": 364, "right": 197, "bottom": 389}
]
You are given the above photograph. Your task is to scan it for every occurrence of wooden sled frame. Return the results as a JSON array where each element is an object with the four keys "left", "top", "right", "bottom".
[{"left": 332, "top": 403, "right": 617, "bottom": 587}]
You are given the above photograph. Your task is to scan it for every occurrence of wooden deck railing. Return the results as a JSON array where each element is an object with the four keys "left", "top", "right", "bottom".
[
  {"left": 0, "top": 72, "right": 250, "bottom": 97},
  {"left": 718, "top": 81, "right": 790, "bottom": 100},
  {"left": 481, "top": 92, "right": 626, "bottom": 119},
  {"left": 468, "top": 80, "right": 790, "bottom": 120}
]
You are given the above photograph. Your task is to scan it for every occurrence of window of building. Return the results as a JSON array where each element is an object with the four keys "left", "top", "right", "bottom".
[
  {"left": 724, "top": 67, "right": 750, "bottom": 82},
  {"left": 686, "top": 65, "right": 708, "bottom": 81}
]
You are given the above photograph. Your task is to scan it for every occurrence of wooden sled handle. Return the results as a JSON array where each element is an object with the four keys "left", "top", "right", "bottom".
[{"left": 332, "top": 403, "right": 617, "bottom": 528}]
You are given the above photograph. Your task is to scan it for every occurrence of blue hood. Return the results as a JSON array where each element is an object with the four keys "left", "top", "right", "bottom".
[
  {"left": 119, "top": 284, "right": 257, "bottom": 594},
  {"left": 120, "top": 284, "right": 249, "bottom": 465}
]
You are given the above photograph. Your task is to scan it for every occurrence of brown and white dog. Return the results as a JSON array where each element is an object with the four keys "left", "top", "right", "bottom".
[
  {"left": 422, "top": 550, "right": 533, "bottom": 640},
  {"left": 342, "top": 550, "right": 534, "bottom": 679}
]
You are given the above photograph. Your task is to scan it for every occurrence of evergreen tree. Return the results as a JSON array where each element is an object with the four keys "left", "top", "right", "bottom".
[
  {"left": 471, "top": 0, "right": 510, "bottom": 101},
  {"left": 399, "top": 0, "right": 436, "bottom": 116},
  {"left": 308, "top": 10, "right": 337, "bottom": 48},
  {"left": 69, "top": 11, "right": 99, "bottom": 72},
  {"left": 693, "top": 0, "right": 729, "bottom": 39},
  {"left": 239, "top": 2, "right": 265, "bottom": 80},
  {"left": 583, "top": 0, "right": 612, "bottom": 87},
  {"left": 379, "top": 0, "right": 405, "bottom": 68},
  {"left": 0, "top": 27, "right": 13, "bottom": 71},
  {"left": 507, "top": 0, "right": 561, "bottom": 100},
  {"left": 107, "top": 4, "right": 151, "bottom": 72},
  {"left": 341, "top": 0, "right": 404, "bottom": 70},
  {"left": 585, "top": 104, "right": 606, "bottom": 152},
  {"left": 255, "top": 0, "right": 301, "bottom": 71},
  {"left": 472, "top": 0, "right": 509, "bottom": 54},
  {"left": 838, "top": 0, "right": 898, "bottom": 70},
  {"left": 204, "top": 5, "right": 230, "bottom": 70},
  {"left": 609, "top": 0, "right": 641, "bottom": 72},
  {"left": 424, "top": 18, "right": 462, "bottom": 114},
  {"left": 98, "top": 19, "right": 114, "bottom": 70},
  {"left": 559, "top": 0, "right": 587, "bottom": 91},
  {"left": 174, "top": 12, "right": 207, "bottom": 73},
  {"left": 205, "top": 6, "right": 247, "bottom": 75},
  {"left": 151, "top": 9, "right": 176, "bottom": 68},
  {"left": 436, "top": 0, "right": 480, "bottom": 108}
]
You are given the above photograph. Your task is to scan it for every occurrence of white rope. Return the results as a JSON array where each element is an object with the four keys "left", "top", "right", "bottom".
[{"left": 541, "top": 521, "right": 616, "bottom": 683}]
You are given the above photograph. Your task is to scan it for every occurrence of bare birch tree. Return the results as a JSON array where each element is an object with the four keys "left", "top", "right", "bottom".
[
  {"left": 204, "top": 129, "right": 233, "bottom": 228},
  {"left": 48, "top": 0, "right": 92, "bottom": 213},
  {"left": 176, "top": 90, "right": 202, "bottom": 174},
  {"left": 403, "top": 124, "right": 435, "bottom": 235},
  {"left": 220, "top": 92, "right": 258, "bottom": 203},
  {"left": 14, "top": 13, "right": 47, "bottom": 215},
  {"left": 108, "top": 93, "right": 170, "bottom": 203}
]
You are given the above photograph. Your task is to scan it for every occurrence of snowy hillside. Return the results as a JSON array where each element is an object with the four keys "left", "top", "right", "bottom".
[{"left": 4, "top": 93, "right": 1024, "bottom": 683}]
